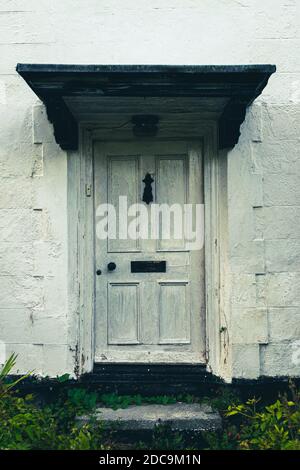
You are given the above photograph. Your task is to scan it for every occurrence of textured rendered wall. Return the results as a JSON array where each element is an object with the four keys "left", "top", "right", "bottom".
[
  {"left": 0, "top": 0, "right": 299, "bottom": 379},
  {"left": 229, "top": 102, "right": 300, "bottom": 379}
]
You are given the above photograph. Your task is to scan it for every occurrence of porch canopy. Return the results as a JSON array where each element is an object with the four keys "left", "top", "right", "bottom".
[{"left": 16, "top": 64, "right": 275, "bottom": 150}]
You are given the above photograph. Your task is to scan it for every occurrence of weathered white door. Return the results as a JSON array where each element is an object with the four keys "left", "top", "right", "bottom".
[{"left": 94, "top": 141, "right": 205, "bottom": 363}]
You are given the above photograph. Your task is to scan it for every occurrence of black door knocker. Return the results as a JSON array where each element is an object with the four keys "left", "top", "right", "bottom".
[{"left": 142, "top": 173, "right": 154, "bottom": 205}]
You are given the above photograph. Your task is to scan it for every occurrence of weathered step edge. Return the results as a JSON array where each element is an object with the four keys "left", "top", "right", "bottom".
[{"left": 77, "top": 403, "right": 222, "bottom": 432}]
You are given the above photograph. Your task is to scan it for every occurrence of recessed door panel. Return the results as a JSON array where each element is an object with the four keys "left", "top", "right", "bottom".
[
  {"left": 158, "top": 281, "right": 190, "bottom": 344},
  {"left": 107, "top": 156, "right": 140, "bottom": 253},
  {"left": 107, "top": 282, "right": 140, "bottom": 345},
  {"left": 156, "top": 156, "right": 187, "bottom": 251}
]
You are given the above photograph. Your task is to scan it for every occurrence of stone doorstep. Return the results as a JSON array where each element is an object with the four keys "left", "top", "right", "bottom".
[{"left": 77, "top": 403, "right": 222, "bottom": 432}]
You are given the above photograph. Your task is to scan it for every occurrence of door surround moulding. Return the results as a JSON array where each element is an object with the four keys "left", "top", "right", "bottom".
[{"left": 68, "top": 121, "right": 223, "bottom": 379}]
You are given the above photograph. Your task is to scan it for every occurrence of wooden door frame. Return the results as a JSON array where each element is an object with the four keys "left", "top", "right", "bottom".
[{"left": 68, "top": 122, "right": 222, "bottom": 377}]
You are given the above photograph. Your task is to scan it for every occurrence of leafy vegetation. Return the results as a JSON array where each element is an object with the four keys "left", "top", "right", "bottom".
[
  {"left": 98, "top": 392, "right": 178, "bottom": 409},
  {"left": 0, "top": 355, "right": 299, "bottom": 450},
  {"left": 205, "top": 381, "right": 300, "bottom": 450},
  {"left": 0, "top": 355, "right": 109, "bottom": 450},
  {"left": 67, "top": 388, "right": 98, "bottom": 412},
  {"left": 0, "top": 353, "right": 31, "bottom": 399},
  {"left": 136, "top": 424, "right": 185, "bottom": 450}
]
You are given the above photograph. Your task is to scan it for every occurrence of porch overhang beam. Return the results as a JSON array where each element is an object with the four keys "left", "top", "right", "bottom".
[{"left": 16, "top": 64, "right": 276, "bottom": 150}]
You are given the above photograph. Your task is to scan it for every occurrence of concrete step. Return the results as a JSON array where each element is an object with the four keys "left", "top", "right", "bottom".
[{"left": 77, "top": 403, "right": 222, "bottom": 432}]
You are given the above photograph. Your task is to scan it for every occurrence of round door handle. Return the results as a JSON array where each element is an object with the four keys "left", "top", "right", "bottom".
[
  {"left": 107, "top": 262, "right": 116, "bottom": 271},
  {"left": 96, "top": 269, "right": 102, "bottom": 276}
]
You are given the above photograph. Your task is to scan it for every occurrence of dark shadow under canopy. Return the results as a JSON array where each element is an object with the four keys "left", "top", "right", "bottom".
[{"left": 16, "top": 64, "right": 276, "bottom": 150}]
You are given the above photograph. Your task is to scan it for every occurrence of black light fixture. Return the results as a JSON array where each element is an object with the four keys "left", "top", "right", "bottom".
[{"left": 131, "top": 114, "right": 159, "bottom": 138}]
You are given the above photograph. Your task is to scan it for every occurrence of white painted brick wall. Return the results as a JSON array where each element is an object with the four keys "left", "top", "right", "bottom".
[{"left": 0, "top": 0, "right": 299, "bottom": 379}]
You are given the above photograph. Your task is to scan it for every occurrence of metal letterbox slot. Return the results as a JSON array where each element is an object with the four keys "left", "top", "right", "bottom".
[{"left": 131, "top": 261, "right": 166, "bottom": 273}]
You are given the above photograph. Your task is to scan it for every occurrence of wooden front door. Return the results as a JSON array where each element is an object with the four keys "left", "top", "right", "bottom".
[{"left": 94, "top": 141, "right": 205, "bottom": 363}]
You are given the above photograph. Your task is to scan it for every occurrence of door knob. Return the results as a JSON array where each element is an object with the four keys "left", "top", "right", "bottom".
[
  {"left": 107, "top": 262, "right": 116, "bottom": 271},
  {"left": 96, "top": 269, "right": 102, "bottom": 276}
]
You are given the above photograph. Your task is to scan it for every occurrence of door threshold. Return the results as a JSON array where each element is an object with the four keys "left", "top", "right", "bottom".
[{"left": 94, "top": 352, "right": 206, "bottom": 363}]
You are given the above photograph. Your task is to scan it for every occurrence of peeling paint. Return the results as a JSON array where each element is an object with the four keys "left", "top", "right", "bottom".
[{"left": 0, "top": 0, "right": 299, "bottom": 379}]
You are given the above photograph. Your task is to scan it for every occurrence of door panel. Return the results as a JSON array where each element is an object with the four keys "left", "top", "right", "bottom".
[
  {"left": 158, "top": 281, "right": 190, "bottom": 344},
  {"left": 107, "top": 156, "right": 140, "bottom": 253},
  {"left": 107, "top": 282, "right": 140, "bottom": 345},
  {"left": 94, "top": 141, "right": 205, "bottom": 363},
  {"left": 156, "top": 155, "right": 187, "bottom": 251}
]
